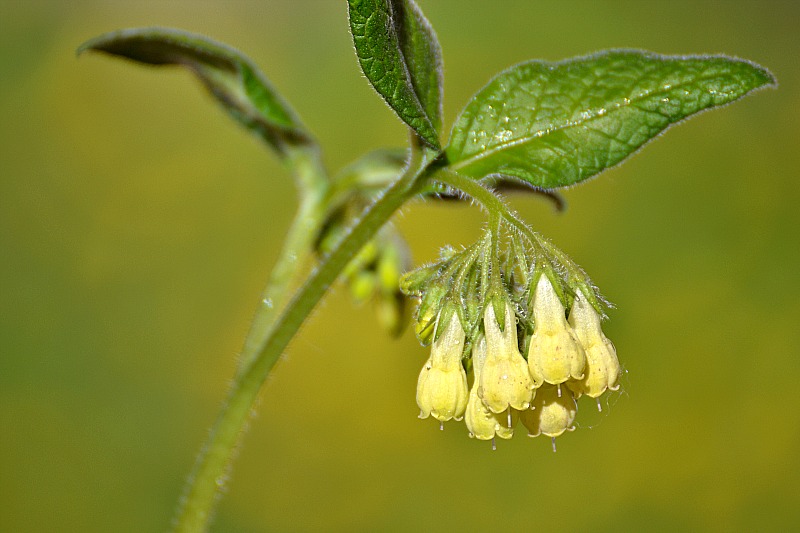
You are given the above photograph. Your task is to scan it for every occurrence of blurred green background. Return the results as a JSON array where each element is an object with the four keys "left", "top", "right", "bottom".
[{"left": 2, "top": 1, "right": 798, "bottom": 531}]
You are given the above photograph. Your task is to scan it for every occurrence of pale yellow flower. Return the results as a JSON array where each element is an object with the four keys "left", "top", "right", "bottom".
[
  {"left": 465, "top": 336, "right": 515, "bottom": 440},
  {"left": 527, "top": 275, "right": 586, "bottom": 386},
  {"left": 519, "top": 384, "right": 577, "bottom": 438},
  {"left": 416, "top": 312, "right": 469, "bottom": 421},
  {"left": 566, "top": 290, "right": 621, "bottom": 398},
  {"left": 479, "top": 302, "right": 534, "bottom": 413}
]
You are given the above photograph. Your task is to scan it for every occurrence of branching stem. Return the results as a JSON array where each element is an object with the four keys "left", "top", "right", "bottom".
[
  {"left": 434, "top": 169, "right": 589, "bottom": 286},
  {"left": 172, "top": 144, "right": 437, "bottom": 533},
  {"left": 238, "top": 147, "right": 328, "bottom": 373}
]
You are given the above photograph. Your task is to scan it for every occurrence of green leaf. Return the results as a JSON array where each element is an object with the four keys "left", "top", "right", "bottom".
[
  {"left": 446, "top": 51, "right": 775, "bottom": 189},
  {"left": 78, "top": 27, "right": 313, "bottom": 156},
  {"left": 348, "top": 0, "right": 444, "bottom": 149}
]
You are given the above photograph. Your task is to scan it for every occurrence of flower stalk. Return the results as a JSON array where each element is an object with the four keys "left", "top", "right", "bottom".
[{"left": 173, "top": 143, "right": 437, "bottom": 533}]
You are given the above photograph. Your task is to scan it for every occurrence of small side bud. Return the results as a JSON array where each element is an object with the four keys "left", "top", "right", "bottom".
[
  {"left": 350, "top": 271, "right": 376, "bottom": 303},
  {"left": 479, "top": 302, "right": 535, "bottom": 413},
  {"left": 527, "top": 275, "right": 586, "bottom": 386},
  {"left": 376, "top": 291, "right": 405, "bottom": 336},
  {"left": 416, "top": 312, "right": 469, "bottom": 422},
  {"left": 566, "top": 290, "right": 621, "bottom": 398}
]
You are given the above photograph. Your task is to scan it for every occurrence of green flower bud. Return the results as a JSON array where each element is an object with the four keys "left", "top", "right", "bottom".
[
  {"left": 566, "top": 290, "right": 621, "bottom": 398},
  {"left": 400, "top": 263, "right": 445, "bottom": 297},
  {"left": 416, "top": 313, "right": 469, "bottom": 422},
  {"left": 479, "top": 302, "right": 534, "bottom": 413},
  {"left": 519, "top": 384, "right": 577, "bottom": 438},
  {"left": 414, "top": 283, "right": 447, "bottom": 345},
  {"left": 350, "top": 271, "right": 376, "bottom": 303},
  {"left": 527, "top": 275, "right": 586, "bottom": 386},
  {"left": 377, "top": 244, "right": 401, "bottom": 292},
  {"left": 343, "top": 240, "right": 379, "bottom": 279},
  {"left": 376, "top": 291, "right": 405, "bottom": 337},
  {"left": 465, "top": 336, "right": 515, "bottom": 440}
]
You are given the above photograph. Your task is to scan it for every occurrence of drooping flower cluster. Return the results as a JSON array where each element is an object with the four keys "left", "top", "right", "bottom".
[{"left": 401, "top": 227, "right": 621, "bottom": 449}]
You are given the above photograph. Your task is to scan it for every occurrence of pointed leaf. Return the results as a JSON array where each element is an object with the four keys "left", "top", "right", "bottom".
[
  {"left": 348, "top": 0, "right": 443, "bottom": 148},
  {"left": 78, "top": 27, "right": 313, "bottom": 156},
  {"left": 446, "top": 51, "right": 775, "bottom": 188}
]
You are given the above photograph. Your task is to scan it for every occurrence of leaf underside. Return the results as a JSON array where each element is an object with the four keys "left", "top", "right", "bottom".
[
  {"left": 78, "top": 27, "right": 312, "bottom": 156},
  {"left": 348, "top": 0, "right": 443, "bottom": 148},
  {"left": 446, "top": 50, "right": 776, "bottom": 189}
]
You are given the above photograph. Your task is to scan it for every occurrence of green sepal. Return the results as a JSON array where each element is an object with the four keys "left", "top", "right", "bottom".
[
  {"left": 414, "top": 283, "right": 447, "bottom": 345},
  {"left": 489, "top": 293, "right": 508, "bottom": 332},
  {"left": 459, "top": 260, "right": 483, "bottom": 339},
  {"left": 400, "top": 263, "right": 443, "bottom": 297},
  {"left": 433, "top": 304, "right": 456, "bottom": 344},
  {"left": 78, "top": 27, "right": 313, "bottom": 156}
]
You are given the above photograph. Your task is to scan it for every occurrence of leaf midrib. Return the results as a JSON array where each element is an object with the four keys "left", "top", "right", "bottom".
[{"left": 447, "top": 72, "right": 721, "bottom": 172}]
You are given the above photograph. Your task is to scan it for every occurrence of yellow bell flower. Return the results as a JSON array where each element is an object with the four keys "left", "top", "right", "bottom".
[
  {"left": 519, "top": 384, "right": 577, "bottom": 438},
  {"left": 527, "top": 275, "right": 586, "bottom": 386},
  {"left": 479, "top": 302, "right": 534, "bottom": 413},
  {"left": 465, "top": 336, "right": 515, "bottom": 440},
  {"left": 566, "top": 290, "right": 621, "bottom": 398},
  {"left": 416, "top": 312, "right": 469, "bottom": 421}
]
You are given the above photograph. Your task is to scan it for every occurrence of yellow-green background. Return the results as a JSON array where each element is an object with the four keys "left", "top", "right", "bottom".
[{"left": 2, "top": 1, "right": 798, "bottom": 531}]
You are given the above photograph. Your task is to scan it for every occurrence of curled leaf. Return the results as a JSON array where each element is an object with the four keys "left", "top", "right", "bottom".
[{"left": 78, "top": 27, "right": 313, "bottom": 156}]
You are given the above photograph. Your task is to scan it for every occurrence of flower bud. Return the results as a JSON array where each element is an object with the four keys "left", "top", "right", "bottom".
[
  {"left": 399, "top": 263, "right": 442, "bottom": 297},
  {"left": 519, "top": 384, "right": 577, "bottom": 438},
  {"left": 350, "top": 271, "right": 376, "bottom": 303},
  {"left": 413, "top": 283, "right": 447, "bottom": 345},
  {"left": 376, "top": 291, "right": 405, "bottom": 337},
  {"left": 527, "top": 275, "right": 586, "bottom": 386},
  {"left": 566, "top": 290, "right": 621, "bottom": 398},
  {"left": 342, "top": 240, "right": 379, "bottom": 279},
  {"left": 479, "top": 302, "right": 534, "bottom": 413},
  {"left": 465, "top": 336, "right": 515, "bottom": 440},
  {"left": 416, "top": 312, "right": 469, "bottom": 421}
]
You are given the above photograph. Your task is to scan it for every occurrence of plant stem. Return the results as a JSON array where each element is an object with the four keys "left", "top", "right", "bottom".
[
  {"left": 172, "top": 146, "right": 434, "bottom": 533},
  {"left": 434, "top": 169, "right": 539, "bottom": 245},
  {"left": 436, "top": 169, "right": 602, "bottom": 310},
  {"left": 237, "top": 147, "right": 328, "bottom": 374}
]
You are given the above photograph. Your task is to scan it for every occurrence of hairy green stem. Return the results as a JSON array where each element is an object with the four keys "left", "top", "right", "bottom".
[
  {"left": 172, "top": 146, "right": 434, "bottom": 533},
  {"left": 434, "top": 170, "right": 538, "bottom": 244},
  {"left": 435, "top": 169, "right": 600, "bottom": 309},
  {"left": 238, "top": 148, "right": 328, "bottom": 373},
  {"left": 436, "top": 170, "right": 587, "bottom": 269}
]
